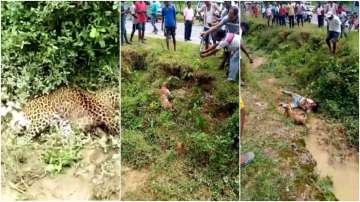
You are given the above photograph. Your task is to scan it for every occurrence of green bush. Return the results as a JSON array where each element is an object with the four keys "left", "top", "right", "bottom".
[
  {"left": 209, "top": 111, "right": 239, "bottom": 171},
  {"left": 121, "top": 129, "right": 160, "bottom": 168},
  {"left": 1, "top": 2, "right": 119, "bottom": 103},
  {"left": 184, "top": 132, "right": 215, "bottom": 165},
  {"left": 315, "top": 176, "right": 337, "bottom": 200},
  {"left": 42, "top": 147, "right": 81, "bottom": 174}
]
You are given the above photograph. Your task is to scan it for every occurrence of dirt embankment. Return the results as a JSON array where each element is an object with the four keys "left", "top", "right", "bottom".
[{"left": 121, "top": 165, "right": 149, "bottom": 199}]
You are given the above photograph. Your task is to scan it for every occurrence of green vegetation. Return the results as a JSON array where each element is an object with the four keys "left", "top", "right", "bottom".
[
  {"left": 43, "top": 147, "right": 81, "bottom": 174},
  {"left": 1, "top": 1, "right": 119, "bottom": 103},
  {"left": 315, "top": 176, "right": 337, "bottom": 201},
  {"left": 241, "top": 127, "right": 336, "bottom": 200},
  {"left": 244, "top": 18, "right": 359, "bottom": 146},
  {"left": 121, "top": 38, "right": 239, "bottom": 200}
]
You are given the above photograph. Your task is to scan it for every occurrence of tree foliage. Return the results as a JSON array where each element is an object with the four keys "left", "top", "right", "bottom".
[{"left": 1, "top": 1, "right": 119, "bottom": 103}]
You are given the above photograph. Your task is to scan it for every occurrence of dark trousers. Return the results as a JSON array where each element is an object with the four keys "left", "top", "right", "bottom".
[
  {"left": 340, "top": 24, "right": 348, "bottom": 38},
  {"left": 272, "top": 14, "right": 279, "bottom": 25},
  {"left": 130, "top": 23, "right": 137, "bottom": 41},
  {"left": 288, "top": 15, "right": 295, "bottom": 28},
  {"left": 280, "top": 16, "right": 286, "bottom": 26},
  {"left": 318, "top": 15, "right": 324, "bottom": 27},
  {"left": 296, "top": 14, "right": 304, "bottom": 26},
  {"left": 184, "top": 20, "right": 193, "bottom": 40}
]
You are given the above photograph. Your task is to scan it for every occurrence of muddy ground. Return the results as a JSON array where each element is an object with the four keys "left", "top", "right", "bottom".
[{"left": 1, "top": 122, "right": 120, "bottom": 200}]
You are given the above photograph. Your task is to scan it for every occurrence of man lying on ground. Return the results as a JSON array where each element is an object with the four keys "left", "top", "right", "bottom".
[{"left": 279, "top": 90, "right": 318, "bottom": 112}]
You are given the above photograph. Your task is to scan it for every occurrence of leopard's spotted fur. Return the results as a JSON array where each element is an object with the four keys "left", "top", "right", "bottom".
[{"left": 21, "top": 87, "right": 119, "bottom": 136}]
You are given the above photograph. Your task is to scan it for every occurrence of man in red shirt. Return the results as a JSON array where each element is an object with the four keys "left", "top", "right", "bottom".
[
  {"left": 279, "top": 5, "right": 287, "bottom": 26},
  {"left": 336, "top": 3, "right": 345, "bottom": 15},
  {"left": 135, "top": 1, "right": 147, "bottom": 43}
]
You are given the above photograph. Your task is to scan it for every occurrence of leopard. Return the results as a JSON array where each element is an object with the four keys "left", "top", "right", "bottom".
[{"left": 10, "top": 86, "right": 119, "bottom": 137}]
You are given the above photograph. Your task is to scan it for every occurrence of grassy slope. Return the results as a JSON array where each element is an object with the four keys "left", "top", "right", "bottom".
[
  {"left": 241, "top": 61, "right": 336, "bottom": 201},
  {"left": 243, "top": 17, "right": 359, "bottom": 145},
  {"left": 121, "top": 38, "right": 239, "bottom": 200},
  {"left": 240, "top": 17, "right": 358, "bottom": 200}
]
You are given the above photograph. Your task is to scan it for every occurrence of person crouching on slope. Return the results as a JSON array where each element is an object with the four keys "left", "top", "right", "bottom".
[{"left": 200, "top": 31, "right": 240, "bottom": 82}]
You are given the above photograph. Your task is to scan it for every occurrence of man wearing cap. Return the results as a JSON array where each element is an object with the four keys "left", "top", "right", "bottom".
[{"left": 325, "top": 11, "right": 341, "bottom": 54}]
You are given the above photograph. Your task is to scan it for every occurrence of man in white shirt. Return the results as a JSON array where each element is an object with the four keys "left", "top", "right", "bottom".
[
  {"left": 325, "top": 11, "right": 341, "bottom": 54},
  {"left": 130, "top": 2, "right": 138, "bottom": 42},
  {"left": 265, "top": 4, "right": 272, "bottom": 27},
  {"left": 328, "top": 2, "right": 337, "bottom": 15},
  {"left": 261, "top": 6, "right": 266, "bottom": 18},
  {"left": 183, "top": 1, "right": 194, "bottom": 41},
  {"left": 198, "top": 1, "right": 220, "bottom": 49}
]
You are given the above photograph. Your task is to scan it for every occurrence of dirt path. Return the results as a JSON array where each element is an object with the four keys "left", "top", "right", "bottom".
[
  {"left": 1, "top": 137, "right": 120, "bottom": 201},
  {"left": 121, "top": 166, "right": 149, "bottom": 200},
  {"left": 250, "top": 57, "right": 267, "bottom": 70},
  {"left": 25, "top": 167, "right": 93, "bottom": 200},
  {"left": 242, "top": 55, "right": 359, "bottom": 200}
]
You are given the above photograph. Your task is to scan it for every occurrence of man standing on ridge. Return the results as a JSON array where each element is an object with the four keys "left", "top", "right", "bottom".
[
  {"left": 183, "top": 1, "right": 194, "bottom": 41},
  {"left": 162, "top": 1, "right": 177, "bottom": 51},
  {"left": 325, "top": 11, "right": 341, "bottom": 54},
  {"left": 135, "top": 1, "right": 147, "bottom": 43}
]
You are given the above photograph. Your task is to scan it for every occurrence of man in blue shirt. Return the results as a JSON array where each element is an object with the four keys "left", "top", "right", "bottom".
[{"left": 161, "top": 1, "right": 176, "bottom": 51}]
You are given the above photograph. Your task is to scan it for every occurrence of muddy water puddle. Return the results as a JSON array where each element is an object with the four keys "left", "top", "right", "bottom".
[{"left": 306, "top": 118, "right": 359, "bottom": 201}]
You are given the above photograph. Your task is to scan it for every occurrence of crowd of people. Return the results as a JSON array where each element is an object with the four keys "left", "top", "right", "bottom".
[
  {"left": 120, "top": 1, "right": 194, "bottom": 49},
  {"left": 259, "top": 2, "right": 309, "bottom": 27},
  {"left": 120, "top": 1, "right": 241, "bottom": 82},
  {"left": 243, "top": 1, "right": 359, "bottom": 32},
  {"left": 120, "top": 0, "right": 246, "bottom": 166},
  {"left": 200, "top": 1, "right": 240, "bottom": 82},
  {"left": 241, "top": 1, "right": 359, "bottom": 56}
]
